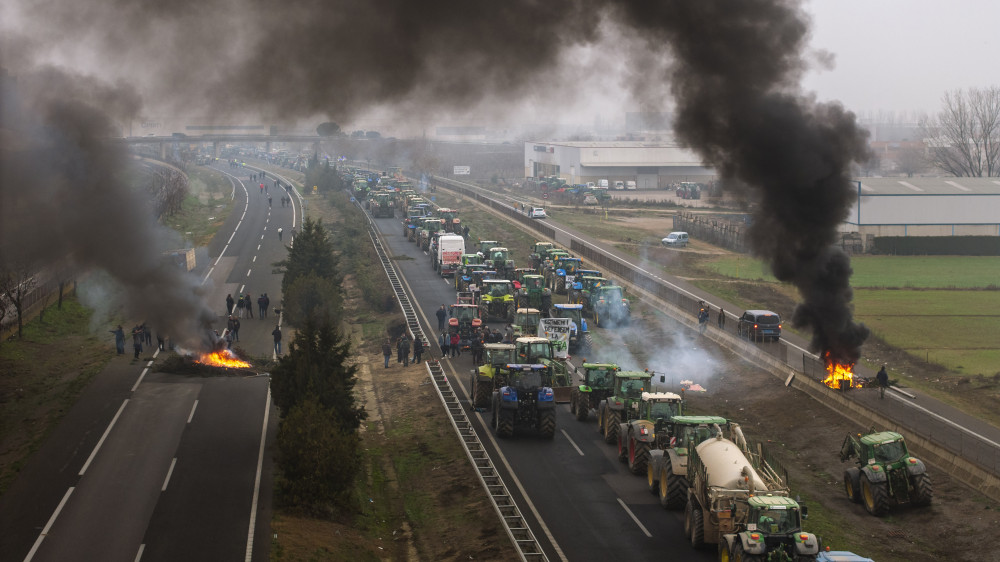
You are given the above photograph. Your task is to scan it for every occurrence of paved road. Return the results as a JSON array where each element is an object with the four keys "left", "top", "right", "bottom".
[
  {"left": 369, "top": 211, "right": 714, "bottom": 561},
  {"left": 0, "top": 163, "right": 288, "bottom": 562}
]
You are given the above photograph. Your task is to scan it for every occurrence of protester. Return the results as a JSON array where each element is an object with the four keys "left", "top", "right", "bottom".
[
  {"left": 382, "top": 339, "right": 392, "bottom": 368},
  {"left": 131, "top": 325, "right": 143, "bottom": 359},
  {"left": 450, "top": 332, "right": 460, "bottom": 358},
  {"left": 226, "top": 293, "right": 235, "bottom": 315},
  {"left": 399, "top": 335, "right": 411, "bottom": 367},
  {"left": 436, "top": 305, "right": 447, "bottom": 331},
  {"left": 439, "top": 332, "right": 449, "bottom": 358},
  {"left": 110, "top": 325, "right": 125, "bottom": 355},
  {"left": 272, "top": 325, "right": 282, "bottom": 355},
  {"left": 413, "top": 336, "right": 424, "bottom": 363}
]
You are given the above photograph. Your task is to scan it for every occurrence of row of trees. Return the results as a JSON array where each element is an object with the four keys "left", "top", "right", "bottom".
[
  {"left": 922, "top": 86, "right": 1000, "bottom": 177},
  {"left": 271, "top": 214, "right": 366, "bottom": 515}
]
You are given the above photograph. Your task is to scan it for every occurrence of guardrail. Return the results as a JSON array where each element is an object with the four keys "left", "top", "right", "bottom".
[
  {"left": 426, "top": 174, "right": 1000, "bottom": 500},
  {"left": 350, "top": 194, "right": 548, "bottom": 561}
]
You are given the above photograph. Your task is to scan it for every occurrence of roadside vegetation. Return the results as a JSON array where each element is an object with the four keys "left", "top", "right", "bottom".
[{"left": 164, "top": 165, "right": 233, "bottom": 247}]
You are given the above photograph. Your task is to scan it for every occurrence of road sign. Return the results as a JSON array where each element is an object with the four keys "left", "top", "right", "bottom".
[{"left": 453, "top": 166, "right": 471, "bottom": 175}]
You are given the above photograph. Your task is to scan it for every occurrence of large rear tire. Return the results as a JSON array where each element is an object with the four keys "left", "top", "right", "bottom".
[
  {"left": 647, "top": 462, "right": 659, "bottom": 495},
  {"left": 861, "top": 473, "right": 890, "bottom": 516},
  {"left": 473, "top": 378, "right": 492, "bottom": 409},
  {"left": 604, "top": 409, "right": 620, "bottom": 444},
  {"left": 844, "top": 468, "right": 861, "bottom": 504},
  {"left": 628, "top": 439, "right": 650, "bottom": 475},
  {"left": 660, "top": 457, "right": 687, "bottom": 510},
  {"left": 496, "top": 409, "right": 514, "bottom": 438},
  {"left": 538, "top": 409, "right": 556, "bottom": 439},
  {"left": 911, "top": 473, "right": 933, "bottom": 506},
  {"left": 575, "top": 394, "right": 589, "bottom": 421},
  {"left": 689, "top": 501, "right": 705, "bottom": 549},
  {"left": 616, "top": 431, "right": 628, "bottom": 463}
]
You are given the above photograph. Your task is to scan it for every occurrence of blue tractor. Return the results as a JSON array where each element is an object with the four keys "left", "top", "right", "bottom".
[{"left": 491, "top": 364, "right": 556, "bottom": 439}]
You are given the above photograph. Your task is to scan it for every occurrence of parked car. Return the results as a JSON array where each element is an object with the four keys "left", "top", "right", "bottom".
[
  {"left": 737, "top": 310, "right": 782, "bottom": 341},
  {"left": 614, "top": 180, "right": 625, "bottom": 190},
  {"left": 528, "top": 207, "right": 547, "bottom": 218},
  {"left": 661, "top": 232, "right": 689, "bottom": 247},
  {"left": 625, "top": 180, "right": 637, "bottom": 190}
]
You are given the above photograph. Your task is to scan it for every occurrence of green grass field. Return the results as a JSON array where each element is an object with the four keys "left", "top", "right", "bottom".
[{"left": 706, "top": 254, "right": 1000, "bottom": 288}]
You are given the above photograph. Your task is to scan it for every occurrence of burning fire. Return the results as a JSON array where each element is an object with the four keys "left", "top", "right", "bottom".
[
  {"left": 195, "top": 349, "right": 252, "bottom": 369},
  {"left": 822, "top": 352, "right": 859, "bottom": 389}
]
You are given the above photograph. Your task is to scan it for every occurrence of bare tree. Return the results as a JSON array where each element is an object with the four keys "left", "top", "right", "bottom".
[
  {"left": 922, "top": 87, "right": 1000, "bottom": 176},
  {"left": 0, "top": 257, "right": 37, "bottom": 340},
  {"left": 895, "top": 146, "right": 927, "bottom": 177}
]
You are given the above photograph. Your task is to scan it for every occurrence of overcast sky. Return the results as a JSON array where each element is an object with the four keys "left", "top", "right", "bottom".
[{"left": 803, "top": 0, "right": 1000, "bottom": 117}]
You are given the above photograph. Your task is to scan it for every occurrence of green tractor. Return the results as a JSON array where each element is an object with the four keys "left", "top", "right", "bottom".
[
  {"left": 596, "top": 370, "right": 652, "bottom": 444},
  {"left": 514, "top": 336, "right": 570, "bottom": 390},
  {"left": 840, "top": 430, "right": 932, "bottom": 516},
  {"left": 615, "top": 392, "right": 685, "bottom": 476},
  {"left": 512, "top": 308, "right": 542, "bottom": 339},
  {"left": 647, "top": 415, "right": 729, "bottom": 510},
  {"left": 487, "top": 247, "right": 515, "bottom": 279},
  {"left": 529, "top": 242, "right": 556, "bottom": 271},
  {"left": 479, "top": 279, "right": 516, "bottom": 321},
  {"left": 372, "top": 192, "right": 395, "bottom": 218},
  {"left": 592, "top": 284, "right": 631, "bottom": 327},
  {"left": 418, "top": 217, "right": 444, "bottom": 251},
  {"left": 469, "top": 343, "right": 516, "bottom": 409},
  {"left": 515, "top": 274, "right": 552, "bottom": 312},
  {"left": 551, "top": 303, "right": 590, "bottom": 355},
  {"left": 569, "top": 275, "right": 608, "bottom": 313},
  {"left": 490, "top": 364, "right": 556, "bottom": 439},
  {"left": 477, "top": 239, "right": 501, "bottom": 255},
  {"left": 569, "top": 363, "right": 619, "bottom": 421}
]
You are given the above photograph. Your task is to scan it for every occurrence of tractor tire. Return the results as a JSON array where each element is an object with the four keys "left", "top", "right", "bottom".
[
  {"left": 594, "top": 311, "right": 602, "bottom": 328},
  {"left": 569, "top": 391, "right": 577, "bottom": 415},
  {"left": 597, "top": 405, "right": 605, "bottom": 435},
  {"left": 496, "top": 409, "right": 514, "bottom": 438},
  {"left": 542, "top": 293, "right": 552, "bottom": 312},
  {"left": 575, "top": 394, "right": 589, "bottom": 421},
  {"left": 843, "top": 468, "right": 862, "bottom": 504},
  {"left": 861, "top": 473, "right": 890, "bottom": 516},
  {"left": 733, "top": 543, "right": 763, "bottom": 562},
  {"left": 660, "top": 457, "right": 687, "bottom": 510},
  {"left": 685, "top": 501, "right": 705, "bottom": 549},
  {"left": 604, "top": 409, "right": 621, "bottom": 444},
  {"left": 628, "top": 439, "right": 650, "bottom": 475},
  {"left": 647, "top": 462, "right": 659, "bottom": 495},
  {"left": 582, "top": 333, "right": 594, "bottom": 355},
  {"left": 491, "top": 396, "right": 499, "bottom": 430},
  {"left": 911, "top": 473, "right": 933, "bottom": 506},
  {"left": 505, "top": 303, "right": 515, "bottom": 322},
  {"left": 538, "top": 409, "right": 556, "bottom": 439},
  {"left": 617, "top": 432, "right": 628, "bottom": 463},
  {"left": 473, "top": 378, "right": 492, "bottom": 409}
]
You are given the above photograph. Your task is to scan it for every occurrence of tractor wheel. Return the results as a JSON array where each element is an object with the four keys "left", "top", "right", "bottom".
[
  {"left": 647, "top": 462, "right": 659, "bottom": 495},
  {"left": 843, "top": 468, "right": 862, "bottom": 504},
  {"left": 628, "top": 439, "right": 650, "bottom": 475},
  {"left": 538, "top": 409, "right": 556, "bottom": 439},
  {"left": 575, "top": 394, "right": 589, "bottom": 421},
  {"left": 496, "top": 409, "right": 514, "bottom": 438},
  {"left": 604, "top": 410, "right": 621, "bottom": 444},
  {"left": 660, "top": 457, "right": 687, "bottom": 510},
  {"left": 911, "top": 473, "right": 933, "bottom": 506},
  {"left": 583, "top": 333, "right": 594, "bottom": 354},
  {"left": 490, "top": 396, "right": 499, "bottom": 429},
  {"left": 861, "top": 473, "right": 890, "bottom": 516},
  {"left": 505, "top": 303, "right": 515, "bottom": 322},
  {"left": 689, "top": 501, "right": 705, "bottom": 548},
  {"left": 616, "top": 432, "right": 628, "bottom": 463},
  {"left": 594, "top": 311, "right": 602, "bottom": 328},
  {"left": 596, "top": 405, "right": 605, "bottom": 435},
  {"left": 474, "top": 379, "right": 492, "bottom": 409},
  {"left": 569, "top": 391, "right": 576, "bottom": 415},
  {"left": 542, "top": 293, "right": 552, "bottom": 312},
  {"left": 733, "top": 543, "right": 763, "bottom": 562}
]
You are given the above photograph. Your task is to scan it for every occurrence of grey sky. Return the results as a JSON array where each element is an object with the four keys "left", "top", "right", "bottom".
[{"left": 803, "top": 0, "right": 1000, "bottom": 116}]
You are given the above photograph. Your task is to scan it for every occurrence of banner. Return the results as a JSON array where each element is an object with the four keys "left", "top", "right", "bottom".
[{"left": 538, "top": 318, "right": 572, "bottom": 359}]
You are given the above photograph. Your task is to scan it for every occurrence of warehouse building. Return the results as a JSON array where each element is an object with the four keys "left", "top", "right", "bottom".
[
  {"left": 843, "top": 177, "right": 1000, "bottom": 236},
  {"left": 524, "top": 141, "right": 715, "bottom": 189}
]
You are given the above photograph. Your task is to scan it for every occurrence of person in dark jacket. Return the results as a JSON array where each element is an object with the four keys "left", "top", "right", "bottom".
[
  {"left": 132, "top": 325, "right": 143, "bottom": 359},
  {"left": 439, "top": 332, "right": 449, "bottom": 358},
  {"left": 382, "top": 339, "right": 392, "bottom": 368},
  {"left": 412, "top": 336, "right": 424, "bottom": 363},
  {"left": 876, "top": 365, "right": 889, "bottom": 399},
  {"left": 110, "top": 325, "right": 125, "bottom": 354},
  {"left": 436, "top": 305, "right": 447, "bottom": 331},
  {"left": 399, "top": 336, "right": 411, "bottom": 366},
  {"left": 226, "top": 293, "right": 235, "bottom": 315},
  {"left": 272, "top": 325, "right": 282, "bottom": 355}
]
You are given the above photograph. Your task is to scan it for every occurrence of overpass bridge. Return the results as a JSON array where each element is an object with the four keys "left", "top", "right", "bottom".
[{"left": 116, "top": 134, "right": 330, "bottom": 159}]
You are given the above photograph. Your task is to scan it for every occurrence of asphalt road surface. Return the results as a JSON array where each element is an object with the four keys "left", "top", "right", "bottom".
[
  {"left": 369, "top": 211, "right": 715, "bottom": 561},
  {"left": 0, "top": 164, "right": 287, "bottom": 562}
]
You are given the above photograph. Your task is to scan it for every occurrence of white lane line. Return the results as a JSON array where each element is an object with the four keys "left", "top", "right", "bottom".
[
  {"left": 79, "top": 400, "right": 129, "bottom": 475},
  {"left": 252, "top": 256, "right": 256, "bottom": 263},
  {"left": 244, "top": 386, "right": 272, "bottom": 562},
  {"left": 134, "top": 544, "right": 145, "bottom": 562},
  {"left": 888, "top": 390, "right": 1000, "bottom": 449},
  {"left": 257, "top": 245, "right": 261, "bottom": 251},
  {"left": 161, "top": 458, "right": 177, "bottom": 491},
  {"left": 228, "top": 232, "right": 235, "bottom": 244},
  {"left": 239, "top": 284, "right": 245, "bottom": 293},
  {"left": 23, "top": 487, "right": 75, "bottom": 562},
  {"left": 132, "top": 368, "right": 148, "bottom": 392},
  {"left": 260, "top": 234, "right": 264, "bottom": 240},
  {"left": 246, "top": 269, "right": 252, "bottom": 277},
  {"left": 201, "top": 266, "right": 215, "bottom": 285},
  {"left": 146, "top": 360, "right": 154, "bottom": 367},
  {"left": 187, "top": 400, "right": 199, "bottom": 423},
  {"left": 560, "top": 429, "right": 584, "bottom": 456},
  {"left": 617, "top": 498, "right": 652, "bottom": 538}
]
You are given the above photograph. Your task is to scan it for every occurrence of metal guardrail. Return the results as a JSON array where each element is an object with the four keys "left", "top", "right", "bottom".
[{"left": 349, "top": 193, "right": 547, "bottom": 562}]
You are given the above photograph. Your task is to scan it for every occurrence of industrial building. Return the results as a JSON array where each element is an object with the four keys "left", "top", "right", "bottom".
[
  {"left": 524, "top": 141, "right": 715, "bottom": 189},
  {"left": 844, "top": 177, "right": 1000, "bottom": 237}
]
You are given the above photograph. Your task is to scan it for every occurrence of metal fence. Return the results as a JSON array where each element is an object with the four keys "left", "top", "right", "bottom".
[{"left": 672, "top": 212, "right": 749, "bottom": 253}]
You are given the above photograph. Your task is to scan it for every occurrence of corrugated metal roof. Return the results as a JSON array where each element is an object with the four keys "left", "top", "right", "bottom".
[{"left": 856, "top": 177, "right": 1000, "bottom": 195}]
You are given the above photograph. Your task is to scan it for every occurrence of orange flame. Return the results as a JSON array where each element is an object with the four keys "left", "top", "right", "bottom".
[
  {"left": 822, "top": 352, "right": 858, "bottom": 389},
  {"left": 195, "top": 349, "right": 252, "bottom": 369}
]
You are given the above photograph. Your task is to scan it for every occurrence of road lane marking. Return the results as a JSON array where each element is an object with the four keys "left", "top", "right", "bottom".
[
  {"left": 616, "top": 498, "right": 652, "bottom": 538},
  {"left": 246, "top": 269, "right": 252, "bottom": 277},
  {"left": 252, "top": 256, "right": 256, "bottom": 263},
  {"left": 134, "top": 544, "right": 145, "bottom": 562},
  {"left": 260, "top": 234, "right": 264, "bottom": 240},
  {"left": 147, "top": 360, "right": 154, "bottom": 367},
  {"left": 560, "top": 429, "right": 584, "bottom": 456},
  {"left": 161, "top": 458, "right": 178, "bottom": 491},
  {"left": 132, "top": 369, "right": 148, "bottom": 392},
  {"left": 79, "top": 400, "right": 129, "bottom": 475},
  {"left": 228, "top": 232, "right": 235, "bottom": 244},
  {"left": 257, "top": 244, "right": 261, "bottom": 251},
  {"left": 187, "top": 400, "right": 199, "bottom": 423},
  {"left": 202, "top": 266, "right": 215, "bottom": 285},
  {"left": 240, "top": 284, "right": 245, "bottom": 293},
  {"left": 23, "top": 487, "right": 75, "bottom": 562},
  {"left": 245, "top": 386, "right": 272, "bottom": 562},
  {"left": 888, "top": 390, "right": 1000, "bottom": 449}
]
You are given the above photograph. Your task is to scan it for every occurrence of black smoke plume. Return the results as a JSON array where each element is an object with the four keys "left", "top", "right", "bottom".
[
  {"left": 614, "top": 0, "right": 871, "bottom": 364},
  {"left": 0, "top": 67, "right": 216, "bottom": 349}
]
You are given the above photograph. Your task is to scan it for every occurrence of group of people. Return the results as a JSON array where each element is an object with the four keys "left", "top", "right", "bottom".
[
  {"left": 381, "top": 334, "right": 425, "bottom": 367},
  {"left": 696, "top": 300, "right": 726, "bottom": 334},
  {"left": 110, "top": 323, "right": 165, "bottom": 359},
  {"left": 226, "top": 293, "right": 270, "bottom": 319}
]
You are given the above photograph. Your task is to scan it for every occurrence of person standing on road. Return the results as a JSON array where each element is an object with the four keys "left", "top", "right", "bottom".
[
  {"left": 272, "top": 325, "right": 282, "bottom": 355},
  {"left": 143, "top": 323, "right": 152, "bottom": 348},
  {"left": 382, "top": 339, "right": 392, "bottom": 368},
  {"left": 439, "top": 332, "right": 449, "bottom": 358},
  {"left": 718, "top": 308, "right": 725, "bottom": 329},
  {"left": 412, "top": 336, "right": 424, "bottom": 363},
  {"left": 876, "top": 365, "right": 889, "bottom": 399},
  {"left": 263, "top": 293, "right": 270, "bottom": 318},
  {"left": 258, "top": 295, "right": 267, "bottom": 318},
  {"left": 278, "top": 227, "right": 283, "bottom": 241},
  {"left": 462, "top": 225, "right": 469, "bottom": 239},
  {"left": 132, "top": 325, "right": 143, "bottom": 359},
  {"left": 245, "top": 294, "right": 254, "bottom": 319},
  {"left": 450, "top": 332, "right": 460, "bottom": 358},
  {"left": 110, "top": 325, "right": 125, "bottom": 355},
  {"left": 226, "top": 293, "right": 235, "bottom": 315},
  {"left": 698, "top": 308, "right": 709, "bottom": 334},
  {"left": 236, "top": 294, "right": 244, "bottom": 318},
  {"left": 399, "top": 336, "right": 411, "bottom": 367},
  {"left": 436, "top": 305, "right": 447, "bottom": 331},
  {"left": 267, "top": 194, "right": 272, "bottom": 208}
]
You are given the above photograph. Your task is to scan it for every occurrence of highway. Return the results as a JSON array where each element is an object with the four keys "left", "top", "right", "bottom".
[
  {"left": 0, "top": 164, "right": 292, "bottom": 562},
  {"left": 367, "top": 210, "right": 714, "bottom": 561}
]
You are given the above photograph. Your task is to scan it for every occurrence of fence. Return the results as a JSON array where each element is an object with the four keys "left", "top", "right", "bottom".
[{"left": 672, "top": 212, "right": 749, "bottom": 252}]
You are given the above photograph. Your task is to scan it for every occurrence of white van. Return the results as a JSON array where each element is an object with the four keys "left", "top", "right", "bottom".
[
  {"left": 625, "top": 181, "right": 637, "bottom": 190},
  {"left": 614, "top": 180, "right": 625, "bottom": 190},
  {"left": 597, "top": 179, "right": 609, "bottom": 189},
  {"left": 661, "top": 232, "right": 689, "bottom": 247}
]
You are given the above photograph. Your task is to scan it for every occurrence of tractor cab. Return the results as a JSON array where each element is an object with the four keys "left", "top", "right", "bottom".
[
  {"left": 478, "top": 240, "right": 501, "bottom": 255},
  {"left": 513, "top": 308, "right": 542, "bottom": 338},
  {"left": 449, "top": 304, "right": 482, "bottom": 342},
  {"left": 746, "top": 495, "right": 805, "bottom": 536},
  {"left": 461, "top": 254, "right": 483, "bottom": 266},
  {"left": 483, "top": 279, "right": 513, "bottom": 298},
  {"left": 579, "top": 363, "right": 619, "bottom": 390}
]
